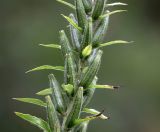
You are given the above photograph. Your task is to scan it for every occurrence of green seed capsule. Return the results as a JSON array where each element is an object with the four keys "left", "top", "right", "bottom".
[
  {"left": 69, "top": 13, "right": 81, "bottom": 51},
  {"left": 81, "top": 17, "right": 93, "bottom": 50},
  {"left": 83, "top": 76, "right": 98, "bottom": 107},
  {"left": 82, "top": 0, "right": 92, "bottom": 13},
  {"left": 45, "top": 96, "right": 61, "bottom": 132},
  {"left": 62, "top": 87, "right": 83, "bottom": 130},
  {"left": 75, "top": 0, "right": 87, "bottom": 29},
  {"left": 80, "top": 50, "right": 102, "bottom": 88},
  {"left": 48, "top": 74, "right": 66, "bottom": 114},
  {"left": 66, "top": 53, "right": 77, "bottom": 92},
  {"left": 93, "top": 13, "right": 109, "bottom": 46},
  {"left": 74, "top": 121, "right": 89, "bottom": 132},
  {"left": 59, "top": 30, "right": 72, "bottom": 56},
  {"left": 92, "top": 0, "right": 107, "bottom": 20}
]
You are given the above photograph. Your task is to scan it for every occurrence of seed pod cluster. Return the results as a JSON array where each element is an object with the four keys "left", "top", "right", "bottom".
[{"left": 15, "top": 0, "right": 128, "bottom": 131}]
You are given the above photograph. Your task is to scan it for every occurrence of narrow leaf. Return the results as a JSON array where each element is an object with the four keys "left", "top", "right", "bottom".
[
  {"left": 100, "top": 10, "right": 127, "bottom": 19},
  {"left": 56, "top": 0, "right": 76, "bottom": 10},
  {"left": 89, "top": 84, "right": 120, "bottom": 90},
  {"left": 62, "top": 14, "right": 82, "bottom": 32},
  {"left": 83, "top": 108, "right": 108, "bottom": 120},
  {"left": 26, "top": 65, "right": 64, "bottom": 73},
  {"left": 13, "top": 98, "right": 46, "bottom": 107},
  {"left": 39, "top": 44, "right": 61, "bottom": 49},
  {"left": 106, "top": 2, "right": 128, "bottom": 7},
  {"left": 15, "top": 112, "right": 51, "bottom": 132},
  {"left": 45, "top": 96, "right": 61, "bottom": 132},
  {"left": 100, "top": 40, "right": 133, "bottom": 47},
  {"left": 36, "top": 88, "right": 52, "bottom": 96},
  {"left": 74, "top": 110, "right": 106, "bottom": 125}
]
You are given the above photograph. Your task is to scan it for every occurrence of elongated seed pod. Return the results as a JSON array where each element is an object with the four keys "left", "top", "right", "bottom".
[
  {"left": 64, "top": 55, "right": 69, "bottom": 84},
  {"left": 75, "top": 0, "right": 87, "bottom": 30},
  {"left": 81, "top": 17, "right": 93, "bottom": 50},
  {"left": 82, "top": 76, "right": 98, "bottom": 107},
  {"left": 80, "top": 50, "right": 103, "bottom": 88},
  {"left": 74, "top": 121, "right": 89, "bottom": 132},
  {"left": 82, "top": 0, "right": 92, "bottom": 13},
  {"left": 87, "top": 48, "right": 98, "bottom": 64},
  {"left": 48, "top": 74, "right": 66, "bottom": 114},
  {"left": 69, "top": 13, "right": 81, "bottom": 51},
  {"left": 62, "top": 87, "right": 83, "bottom": 130},
  {"left": 92, "top": 0, "right": 107, "bottom": 20},
  {"left": 67, "top": 53, "right": 77, "bottom": 92},
  {"left": 59, "top": 30, "right": 72, "bottom": 57},
  {"left": 45, "top": 96, "right": 61, "bottom": 132},
  {"left": 93, "top": 14, "right": 109, "bottom": 46}
]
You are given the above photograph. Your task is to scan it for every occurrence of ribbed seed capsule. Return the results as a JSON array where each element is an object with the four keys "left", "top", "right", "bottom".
[
  {"left": 81, "top": 17, "right": 93, "bottom": 50},
  {"left": 48, "top": 74, "right": 66, "bottom": 114},
  {"left": 92, "top": 0, "right": 107, "bottom": 20},
  {"left": 80, "top": 50, "right": 102, "bottom": 88},
  {"left": 66, "top": 53, "right": 77, "bottom": 92},
  {"left": 45, "top": 96, "right": 61, "bottom": 132},
  {"left": 62, "top": 87, "right": 83, "bottom": 130},
  {"left": 74, "top": 121, "right": 89, "bottom": 132},
  {"left": 59, "top": 30, "right": 72, "bottom": 57},
  {"left": 75, "top": 0, "right": 87, "bottom": 30},
  {"left": 82, "top": 0, "right": 92, "bottom": 13},
  {"left": 93, "top": 13, "right": 109, "bottom": 46},
  {"left": 69, "top": 13, "right": 81, "bottom": 51},
  {"left": 82, "top": 76, "right": 98, "bottom": 107}
]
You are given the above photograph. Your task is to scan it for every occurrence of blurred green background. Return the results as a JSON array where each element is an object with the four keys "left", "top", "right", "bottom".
[{"left": 1, "top": 0, "right": 160, "bottom": 131}]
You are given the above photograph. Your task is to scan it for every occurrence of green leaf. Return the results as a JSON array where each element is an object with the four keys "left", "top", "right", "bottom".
[
  {"left": 83, "top": 108, "right": 108, "bottom": 120},
  {"left": 45, "top": 96, "right": 61, "bottom": 132},
  {"left": 100, "top": 10, "right": 127, "bottom": 19},
  {"left": 13, "top": 98, "right": 46, "bottom": 107},
  {"left": 15, "top": 112, "right": 51, "bottom": 132},
  {"left": 26, "top": 65, "right": 64, "bottom": 73},
  {"left": 36, "top": 88, "right": 52, "bottom": 96},
  {"left": 56, "top": 0, "right": 76, "bottom": 10},
  {"left": 89, "top": 84, "right": 120, "bottom": 90},
  {"left": 100, "top": 40, "right": 133, "bottom": 47},
  {"left": 106, "top": 2, "right": 128, "bottom": 7},
  {"left": 39, "top": 44, "right": 61, "bottom": 49},
  {"left": 74, "top": 110, "right": 106, "bottom": 125},
  {"left": 61, "top": 14, "right": 82, "bottom": 32}
]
